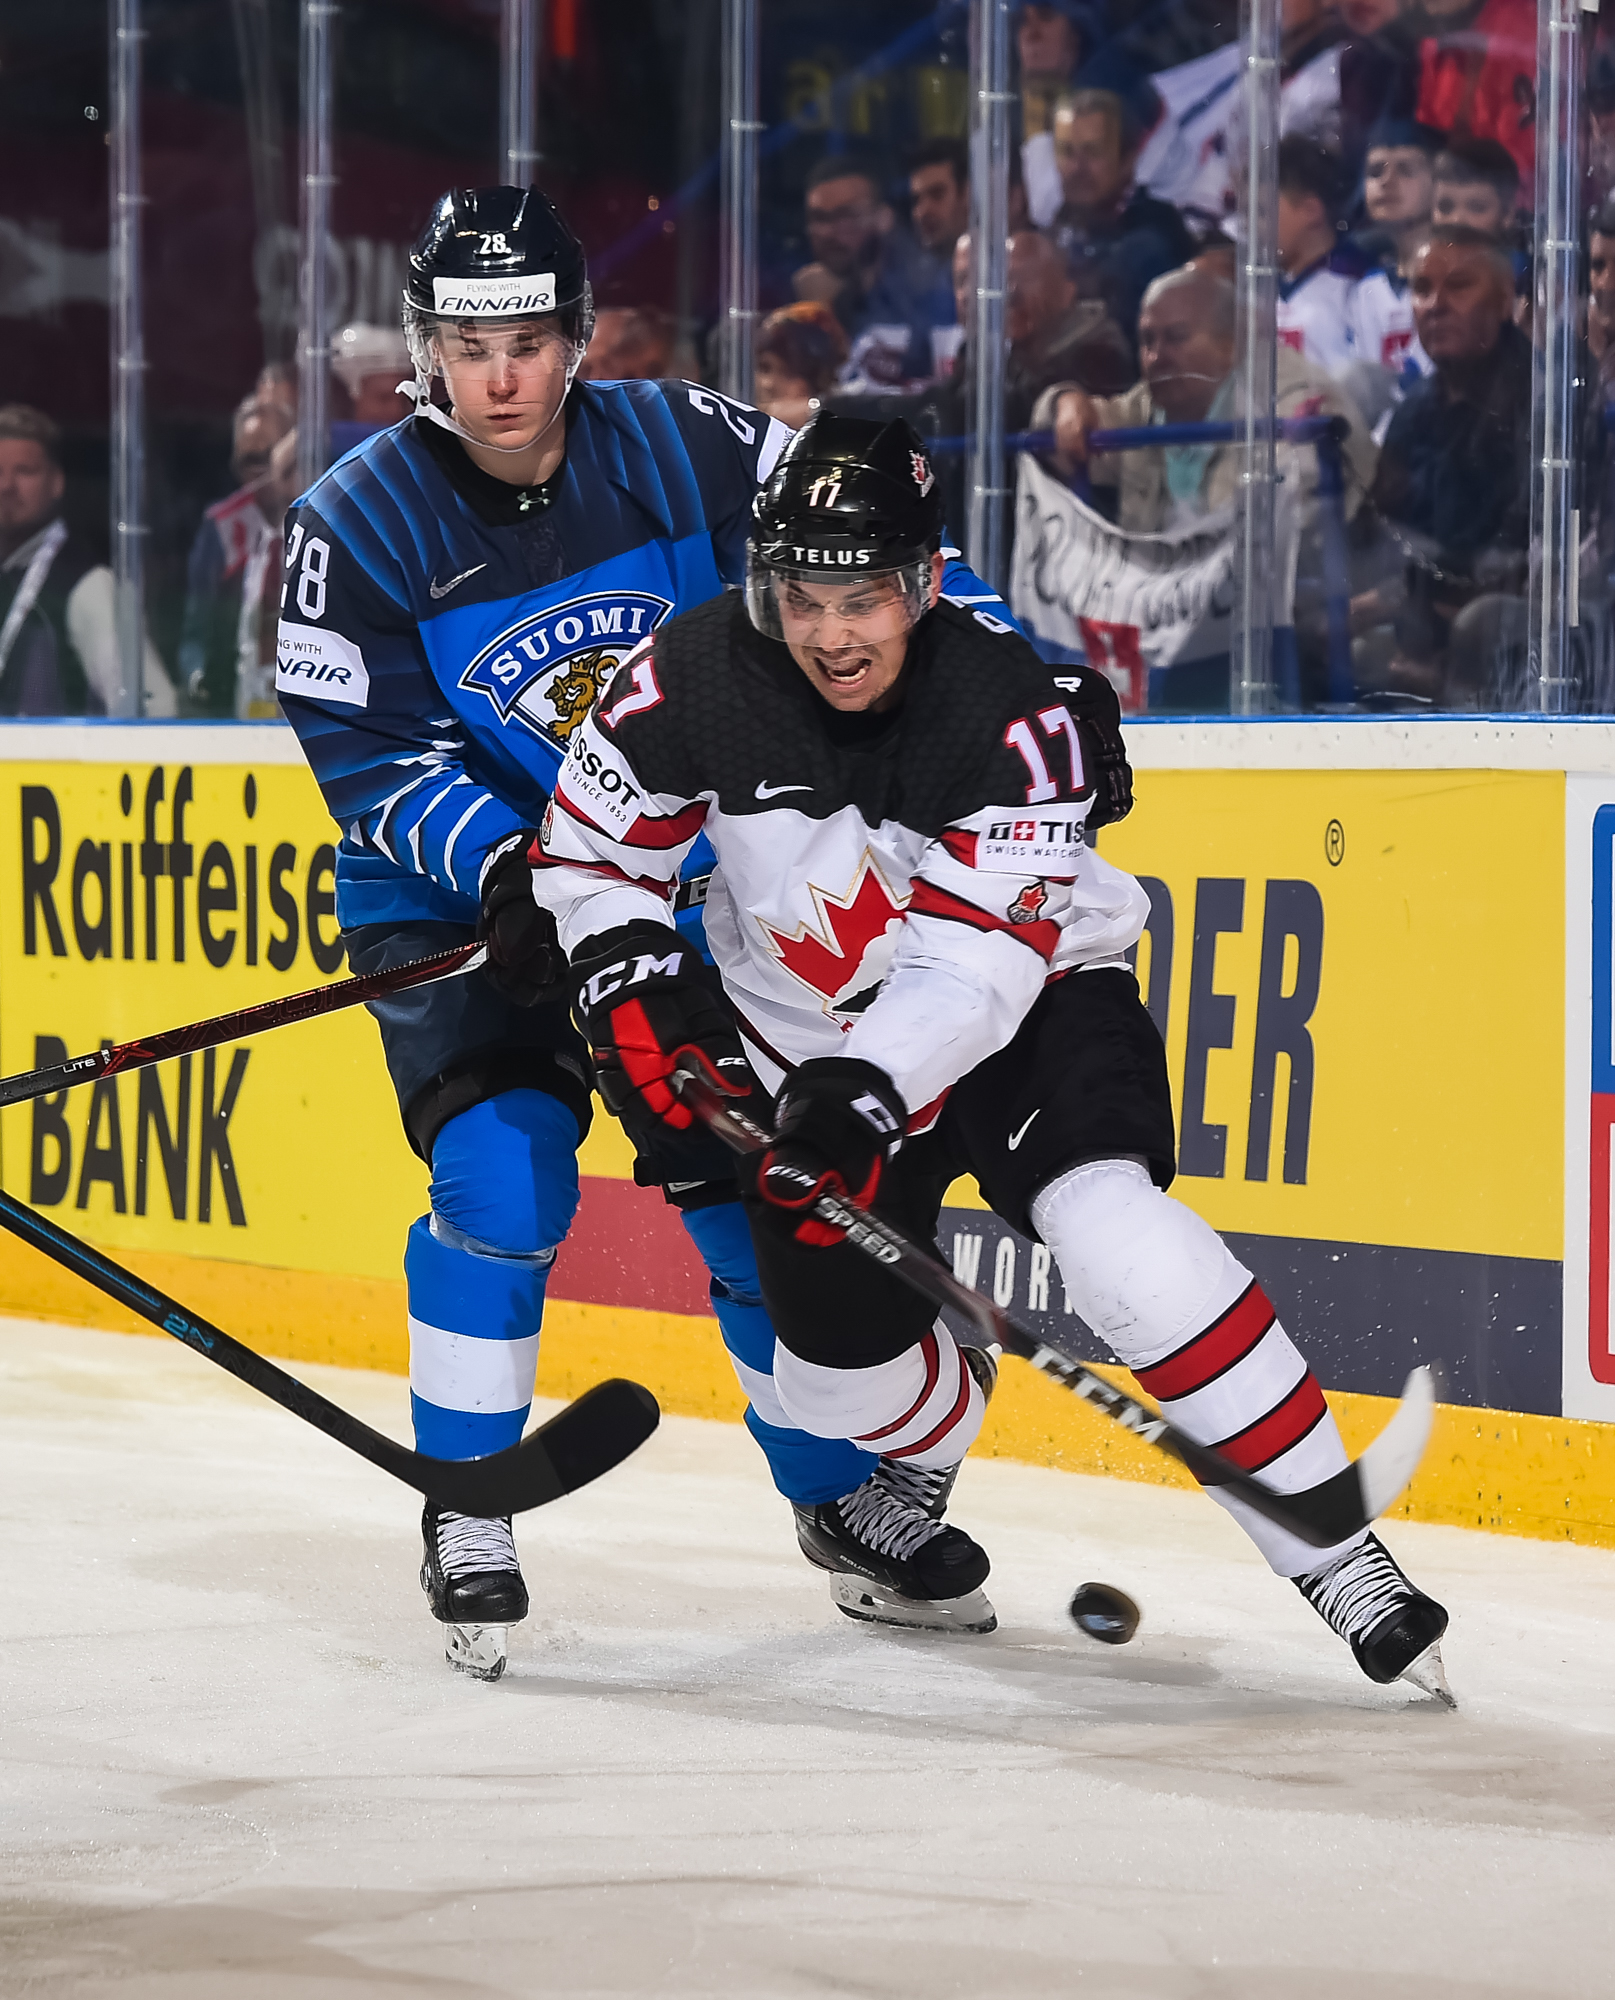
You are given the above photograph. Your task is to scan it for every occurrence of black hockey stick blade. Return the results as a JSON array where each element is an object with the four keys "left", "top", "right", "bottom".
[
  {"left": 0, "top": 1187, "right": 659, "bottom": 1516},
  {"left": 0, "top": 942, "right": 486, "bottom": 1112},
  {"left": 671, "top": 1064, "right": 1434, "bottom": 1549}
]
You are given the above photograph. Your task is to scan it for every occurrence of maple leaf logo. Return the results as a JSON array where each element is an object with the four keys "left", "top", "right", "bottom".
[{"left": 760, "top": 852, "right": 910, "bottom": 1014}]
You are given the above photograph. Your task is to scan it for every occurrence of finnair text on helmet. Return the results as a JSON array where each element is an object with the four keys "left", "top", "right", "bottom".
[{"left": 432, "top": 273, "right": 557, "bottom": 316}]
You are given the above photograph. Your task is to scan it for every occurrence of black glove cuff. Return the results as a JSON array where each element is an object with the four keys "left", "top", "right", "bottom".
[{"left": 776, "top": 1057, "right": 908, "bottom": 1152}]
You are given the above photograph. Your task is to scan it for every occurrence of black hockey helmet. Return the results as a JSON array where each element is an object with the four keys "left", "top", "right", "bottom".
[
  {"left": 402, "top": 186, "right": 593, "bottom": 377},
  {"left": 745, "top": 413, "right": 944, "bottom": 642}
]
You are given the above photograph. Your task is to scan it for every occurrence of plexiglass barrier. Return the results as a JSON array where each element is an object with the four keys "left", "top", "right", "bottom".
[{"left": 2, "top": 0, "right": 1606, "bottom": 716}]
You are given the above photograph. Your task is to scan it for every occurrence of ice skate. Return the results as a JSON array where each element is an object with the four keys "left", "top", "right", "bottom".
[
  {"left": 793, "top": 1474, "right": 996, "bottom": 1635},
  {"left": 420, "top": 1502, "right": 529, "bottom": 1683},
  {"left": 1295, "top": 1531, "right": 1454, "bottom": 1707}
]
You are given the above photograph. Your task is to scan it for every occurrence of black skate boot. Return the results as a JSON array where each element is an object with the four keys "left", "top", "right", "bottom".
[
  {"left": 420, "top": 1502, "right": 530, "bottom": 1683},
  {"left": 1295, "top": 1531, "right": 1454, "bottom": 1707},
  {"left": 867, "top": 1344, "right": 999, "bottom": 1522},
  {"left": 793, "top": 1479, "right": 996, "bottom": 1635}
]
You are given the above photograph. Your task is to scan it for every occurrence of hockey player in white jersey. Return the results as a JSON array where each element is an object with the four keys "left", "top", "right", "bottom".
[{"left": 524, "top": 412, "right": 1452, "bottom": 1696}]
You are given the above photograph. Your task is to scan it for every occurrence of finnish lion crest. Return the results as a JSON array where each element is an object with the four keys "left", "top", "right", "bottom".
[{"left": 458, "top": 589, "right": 672, "bottom": 749}]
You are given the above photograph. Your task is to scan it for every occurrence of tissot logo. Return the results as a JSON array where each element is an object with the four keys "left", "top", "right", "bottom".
[{"left": 459, "top": 590, "right": 672, "bottom": 749}]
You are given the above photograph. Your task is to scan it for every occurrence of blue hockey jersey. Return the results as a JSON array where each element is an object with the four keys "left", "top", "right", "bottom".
[{"left": 275, "top": 378, "right": 1008, "bottom": 931}]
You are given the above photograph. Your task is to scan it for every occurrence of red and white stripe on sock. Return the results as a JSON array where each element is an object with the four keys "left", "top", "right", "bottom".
[
  {"left": 773, "top": 1323, "right": 986, "bottom": 1471},
  {"left": 1132, "top": 1280, "right": 1328, "bottom": 1476}
]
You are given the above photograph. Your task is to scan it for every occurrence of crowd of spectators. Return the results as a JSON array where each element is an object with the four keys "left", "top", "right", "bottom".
[
  {"left": 18, "top": 4, "right": 1615, "bottom": 718},
  {"left": 730, "top": 0, "right": 1586, "bottom": 713}
]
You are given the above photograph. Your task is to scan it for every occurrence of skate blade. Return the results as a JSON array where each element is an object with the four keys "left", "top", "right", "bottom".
[
  {"left": 827, "top": 1572, "right": 997, "bottom": 1635},
  {"left": 1400, "top": 1638, "right": 1457, "bottom": 1710},
  {"left": 444, "top": 1623, "right": 508, "bottom": 1682}
]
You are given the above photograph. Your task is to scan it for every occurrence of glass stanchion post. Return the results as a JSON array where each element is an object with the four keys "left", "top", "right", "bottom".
[
  {"left": 967, "top": 0, "right": 1011, "bottom": 592},
  {"left": 1530, "top": 0, "right": 1584, "bottom": 715},
  {"left": 297, "top": 0, "right": 337, "bottom": 495},
  {"left": 1233, "top": 0, "right": 1279, "bottom": 714},
  {"left": 718, "top": 0, "right": 760, "bottom": 404},
  {"left": 109, "top": 0, "right": 146, "bottom": 719},
  {"left": 501, "top": 0, "right": 542, "bottom": 186}
]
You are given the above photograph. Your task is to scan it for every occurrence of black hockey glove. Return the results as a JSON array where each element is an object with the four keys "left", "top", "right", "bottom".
[
  {"left": 1059, "top": 665, "right": 1133, "bottom": 830},
  {"left": 755, "top": 1057, "right": 906, "bottom": 1248},
  {"left": 478, "top": 833, "right": 565, "bottom": 1007},
  {"left": 571, "top": 921, "right": 752, "bottom": 1135}
]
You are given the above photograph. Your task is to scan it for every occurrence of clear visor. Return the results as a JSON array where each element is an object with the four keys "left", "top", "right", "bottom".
[
  {"left": 403, "top": 288, "right": 594, "bottom": 385},
  {"left": 744, "top": 553, "right": 934, "bottom": 645}
]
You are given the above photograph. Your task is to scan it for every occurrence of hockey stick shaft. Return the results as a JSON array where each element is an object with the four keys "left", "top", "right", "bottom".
[
  {"left": 0, "top": 942, "right": 486, "bottom": 1111},
  {"left": 0, "top": 1186, "right": 658, "bottom": 1516},
  {"left": 671, "top": 1066, "right": 1432, "bottom": 1548}
]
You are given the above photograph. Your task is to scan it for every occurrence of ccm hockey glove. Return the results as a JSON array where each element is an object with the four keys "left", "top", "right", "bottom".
[
  {"left": 1059, "top": 664, "right": 1133, "bottom": 830},
  {"left": 756, "top": 1057, "right": 906, "bottom": 1248},
  {"left": 478, "top": 833, "right": 564, "bottom": 1007},
  {"left": 571, "top": 922, "right": 752, "bottom": 1135}
]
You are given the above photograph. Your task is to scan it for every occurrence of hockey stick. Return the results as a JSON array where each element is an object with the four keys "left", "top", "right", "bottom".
[
  {"left": 0, "top": 941, "right": 486, "bottom": 1112},
  {"left": 671, "top": 1065, "right": 1434, "bottom": 1549},
  {"left": 0, "top": 1187, "right": 659, "bottom": 1516}
]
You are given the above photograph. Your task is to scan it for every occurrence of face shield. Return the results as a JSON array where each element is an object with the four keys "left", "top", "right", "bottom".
[{"left": 743, "top": 550, "right": 936, "bottom": 647}]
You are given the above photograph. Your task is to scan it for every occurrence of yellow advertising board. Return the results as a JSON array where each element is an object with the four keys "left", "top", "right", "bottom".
[{"left": 0, "top": 726, "right": 1608, "bottom": 1551}]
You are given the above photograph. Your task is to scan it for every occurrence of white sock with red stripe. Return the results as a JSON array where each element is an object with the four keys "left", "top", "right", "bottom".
[
  {"left": 1031, "top": 1159, "right": 1366, "bottom": 1576},
  {"left": 773, "top": 1323, "right": 987, "bottom": 1471}
]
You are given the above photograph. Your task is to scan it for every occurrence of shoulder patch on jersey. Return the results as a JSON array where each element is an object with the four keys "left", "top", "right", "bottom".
[
  {"left": 276, "top": 622, "right": 370, "bottom": 707},
  {"left": 458, "top": 589, "right": 673, "bottom": 749},
  {"left": 556, "top": 727, "right": 646, "bottom": 835},
  {"left": 976, "top": 812, "right": 1086, "bottom": 875}
]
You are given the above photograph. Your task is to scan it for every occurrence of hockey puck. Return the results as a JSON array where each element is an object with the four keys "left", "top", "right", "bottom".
[{"left": 1068, "top": 1581, "right": 1140, "bottom": 1645}]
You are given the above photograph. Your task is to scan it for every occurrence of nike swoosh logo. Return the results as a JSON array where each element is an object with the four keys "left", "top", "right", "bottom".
[
  {"left": 1006, "top": 1111, "right": 1039, "bottom": 1151},
  {"left": 755, "top": 781, "right": 813, "bottom": 800},
  {"left": 428, "top": 563, "right": 488, "bottom": 600}
]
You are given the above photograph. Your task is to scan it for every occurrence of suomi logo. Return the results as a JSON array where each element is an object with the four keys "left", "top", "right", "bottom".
[{"left": 459, "top": 590, "right": 673, "bottom": 749}]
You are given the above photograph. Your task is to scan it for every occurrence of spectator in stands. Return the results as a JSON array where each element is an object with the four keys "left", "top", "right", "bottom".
[
  {"left": 0, "top": 405, "right": 174, "bottom": 716},
  {"left": 178, "top": 394, "right": 293, "bottom": 716},
  {"left": 1352, "top": 228, "right": 1531, "bottom": 704},
  {"left": 792, "top": 155, "right": 952, "bottom": 384},
  {"left": 1347, "top": 120, "right": 1439, "bottom": 394},
  {"left": 1415, "top": 0, "right": 1536, "bottom": 200},
  {"left": 1430, "top": 136, "right": 1520, "bottom": 240},
  {"left": 255, "top": 361, "right": 298, "bottom": 421},
  {"left": 1588, "top": 203, "right": 1615, "bottom": 376},
  {"left": 1040, "top": 264, "right": 1375, "bottom": 533},
  {"left": 330, "top": 322, "right": 411, "bottom": 454},
  {"left": 753, "top": 303, "right": 850, "bottom": 430},
  {"left": 1018, "top": 2, "right": 1089, "bottom": 143},
  {"left": 1048, "top": 87, "right": 1196, "bottom": 360},
  {"left": 240, "top": 428, "right": 302, "bottom": 719},
  {"left": 1337, "top": 0, "right": 1422, "bottom": 178},
  {"left": 577, "top": 306, "right": 677, "bottom": 384},
  {"left": 1276, "top": 134, "right": 1358, "bottom": 378},
  {"left": 908, "top": 139, "right": 971, "bottom": 261}
]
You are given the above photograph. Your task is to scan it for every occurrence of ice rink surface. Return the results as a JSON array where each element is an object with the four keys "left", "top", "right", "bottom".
[{"left": 3, "top": 1316, "right": 1614, "bottom": 2000}]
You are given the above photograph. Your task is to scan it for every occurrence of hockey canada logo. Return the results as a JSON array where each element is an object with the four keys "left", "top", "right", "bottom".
[
  {"left": 1007, "top": 881, "right": 1047, "bottom": 924},
  {"left": 760, "top": 851, "right": 910, "bottom": 1016},
  {"left": 910, "top": 450, "right": 934, "bottom": 496},
  {"left": 459, "top": 590, "right": 673, "bottom": 750}
]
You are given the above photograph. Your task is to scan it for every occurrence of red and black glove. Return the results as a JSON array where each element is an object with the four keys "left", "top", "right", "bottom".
[
  {"left": 1059, "top": 665, "right": 1133, "bottom": 830},
  {"left": 755, "top": 1057, "right": 906, "bottom": 1248},
  {"left": 570, "top": 921, "right": 751, "bottom": 1137},
  {"left": 478, "top": 833, "right": 564, "bottom": 1007}
]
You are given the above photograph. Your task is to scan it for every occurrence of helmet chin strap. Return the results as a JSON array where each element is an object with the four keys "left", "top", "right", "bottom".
[{"left": 397, "top": 344, "right": 586, "bottom": 459}]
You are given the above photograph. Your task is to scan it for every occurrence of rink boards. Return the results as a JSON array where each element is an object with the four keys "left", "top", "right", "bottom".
[{"left": 3, "top": 718, "right": 1615, "bottom": 1544}]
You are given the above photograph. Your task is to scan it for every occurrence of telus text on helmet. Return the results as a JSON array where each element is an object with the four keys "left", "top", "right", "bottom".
[
  {"left": 776, "top": 547, "right": 874, "bottom": 567},
  {"left": 431, "top": 274, "right": 557, "bottom": 316}
]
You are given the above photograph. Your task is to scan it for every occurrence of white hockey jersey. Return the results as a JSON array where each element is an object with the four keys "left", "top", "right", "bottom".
[
  {"left": 1347, "top": 266, "right": 1433, "bottom": 382},
  {"left": 1277, "top": 258, "right": 1357, "bottom": 379},
  {"left": 530, "top": 593, "right": 1148, "bottom": 1122}
]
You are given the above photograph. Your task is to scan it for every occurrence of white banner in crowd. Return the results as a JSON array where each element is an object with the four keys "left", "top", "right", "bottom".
[{"left": 1008, "top": 453, "right": 1297, "bottom": 712}]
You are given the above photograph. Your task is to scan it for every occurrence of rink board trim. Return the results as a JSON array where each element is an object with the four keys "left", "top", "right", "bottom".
[{"left": 3, "top": 1234, "right": 1610, "bottom": 1550}]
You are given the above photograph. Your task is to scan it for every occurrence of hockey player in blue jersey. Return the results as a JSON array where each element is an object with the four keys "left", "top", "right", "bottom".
[{"left": 275, "top": 185, "right": 1012, "bottom": 1677}]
